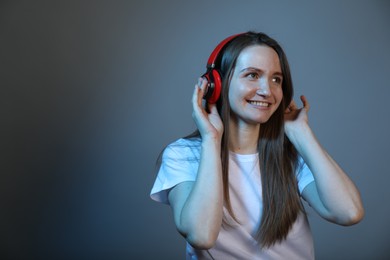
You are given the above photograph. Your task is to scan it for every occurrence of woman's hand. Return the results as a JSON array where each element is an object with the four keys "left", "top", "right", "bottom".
[
  {"left": 284, "top": 95, "right": 364, "bottom": 225},
  {"left": 167, "top": 77, "right": 225, "bottom": 249},
  {"left": 192, "top": 78, "right": 224, "bottom": 142},
  {"left": 284, "top": 95, "right": 310, "bottom": 140}
]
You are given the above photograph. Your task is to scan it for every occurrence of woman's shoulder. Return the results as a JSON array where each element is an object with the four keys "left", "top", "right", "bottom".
[
  {"left": 164, "top": 137, "right": 202, "bottom": 160},
  {"left": 169, "top": 137, "right": 201, "bottom": 147}
]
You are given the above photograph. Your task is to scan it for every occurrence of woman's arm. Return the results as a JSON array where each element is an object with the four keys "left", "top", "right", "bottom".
[
  {"left": 168, "top": 78, "right": 224, "bottom": 249},
  {"left": 285, "top": 96, "right": 364, "bottom": 225}
]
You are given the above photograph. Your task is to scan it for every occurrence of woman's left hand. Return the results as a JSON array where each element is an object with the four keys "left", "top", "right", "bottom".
[
  {"left": 285, "top": 95, "right": 365, "bottom": 225},
  {"left": 284, "top": 95, "right": 310, "bottom": 139}
]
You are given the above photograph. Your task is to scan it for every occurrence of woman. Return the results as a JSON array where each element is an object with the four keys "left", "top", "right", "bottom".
[{"left": 150, "top": 31, "right": 364, "bottom": 259}]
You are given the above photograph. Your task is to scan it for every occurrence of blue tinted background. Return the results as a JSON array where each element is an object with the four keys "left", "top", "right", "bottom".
[{"left": 1, "top": 0, "right": 389, "bottom": 259}]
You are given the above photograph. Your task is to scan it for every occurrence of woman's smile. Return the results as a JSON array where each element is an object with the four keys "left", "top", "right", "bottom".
[{"left": 247, "top": 100, "right": 271, "bottom": 108}]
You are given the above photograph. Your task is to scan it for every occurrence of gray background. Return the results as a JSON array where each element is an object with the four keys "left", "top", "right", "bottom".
[{"left": 1, "top": 0, "right": 389, "bottom": 259}]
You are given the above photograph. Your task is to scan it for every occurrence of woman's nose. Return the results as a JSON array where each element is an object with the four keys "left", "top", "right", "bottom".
[{"left": 256, "top": 78, "right": 271, "bottom": 96}]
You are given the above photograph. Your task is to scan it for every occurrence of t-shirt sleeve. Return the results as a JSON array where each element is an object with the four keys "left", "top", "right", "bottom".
[
  {"left": 296, "top": 158, "right": 315, "bottom": 194},
  {"left": 150, "top": 142, "right": 198, "bottom": 205}
]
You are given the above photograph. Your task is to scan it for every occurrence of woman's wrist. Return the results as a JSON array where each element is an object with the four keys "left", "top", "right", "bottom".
[
  {"left": 201, "top": 136, "right": 222, "bottom": 150},
  {"left": 285, "top": 122, "right": 314, "bottom": 151}
]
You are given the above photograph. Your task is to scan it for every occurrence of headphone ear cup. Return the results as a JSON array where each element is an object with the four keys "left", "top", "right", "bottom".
[
  {"left": 209, "top": 69, "right": 222, "bottom": 104},
  {"left": 202, "top": 69, "right": 222, "bottom": 104},
  {"left": 201, "top": 33, "right": 244, "bottom": 104}
]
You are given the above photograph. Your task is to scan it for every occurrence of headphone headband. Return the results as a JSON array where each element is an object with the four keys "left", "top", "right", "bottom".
[
  {"left": 206, "top": 33, "right": 244, "bottom": 69},
  {"left": 202, "top": 33, "right": 245, "bottom": 103}
]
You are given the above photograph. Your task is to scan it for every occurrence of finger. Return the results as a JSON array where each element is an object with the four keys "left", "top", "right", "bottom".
[
  {"left": 192, "top": 82, "right": 199, "bottom": 107},
  {"left": 193, "top": 78, "right": 204, "bottom": 104},
  {"left": 300, "top": 95, "right": 310, "bottom": 112},
  {"left": 288, "top": 100, "right": 298, "bottom": 110},
  {"left": 199, "top": 77, "right": 208, "bottom": 97},
  {"left": 208, "top": 102, "right": 218, "bottom": 115},
  {"left": 192, "top": 82, "right": 203, "bottom": 115},
  {"left": 198, "top": 78, "right": 209, "bottom": 103}
]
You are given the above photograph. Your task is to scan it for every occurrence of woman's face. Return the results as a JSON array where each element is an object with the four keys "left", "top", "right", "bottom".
[{"left": 228, "top": 45, "right": 284, "bottom": 127}]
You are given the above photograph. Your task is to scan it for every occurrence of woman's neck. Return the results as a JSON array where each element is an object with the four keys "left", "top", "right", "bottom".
[{"left": 228, "top": 118, "right": 260, "bottom": 154}]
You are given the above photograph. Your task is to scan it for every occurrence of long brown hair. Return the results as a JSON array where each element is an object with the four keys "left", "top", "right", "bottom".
[{"left": 184, "top": 32, "right": 303, "bottom": 247}]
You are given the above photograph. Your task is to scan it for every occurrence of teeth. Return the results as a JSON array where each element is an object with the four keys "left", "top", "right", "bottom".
[{"left": 249, "top": 101, "right": 269, "bottom": 107}]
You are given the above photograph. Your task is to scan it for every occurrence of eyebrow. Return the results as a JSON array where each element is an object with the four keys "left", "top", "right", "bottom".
[{"left": 239, "top": 67, "right": 283, "bottom": 76}]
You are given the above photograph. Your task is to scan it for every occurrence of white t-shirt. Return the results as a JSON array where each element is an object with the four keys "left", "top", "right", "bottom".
[{"left": 151, "top": 138, "right": 315, "bottom": 260}]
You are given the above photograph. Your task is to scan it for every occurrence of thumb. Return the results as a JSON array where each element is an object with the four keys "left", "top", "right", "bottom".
[{"left": 207, "top": 103, "right": 218, "bottom": 114}]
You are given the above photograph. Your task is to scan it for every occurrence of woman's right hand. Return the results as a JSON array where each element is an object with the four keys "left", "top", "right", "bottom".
[{"left": 192, "top": 77, "right": 224, "bottom": 142}]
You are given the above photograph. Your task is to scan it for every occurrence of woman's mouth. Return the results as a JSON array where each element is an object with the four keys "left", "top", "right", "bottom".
[{"left": 248, "top": 100, "right": 270, "bottom": 107}]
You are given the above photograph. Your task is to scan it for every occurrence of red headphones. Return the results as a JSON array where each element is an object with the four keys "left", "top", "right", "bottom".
[{"left": 202, "top": 33, "right": 244, "bottom": 103}]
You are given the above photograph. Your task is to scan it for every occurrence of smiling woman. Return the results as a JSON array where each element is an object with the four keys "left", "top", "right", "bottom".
[
  {"left": 150, "top": 31, "right": 364, "bottom": 259},
  {"left": 228, "top": 45, "right": 284, "bottom": 128}
]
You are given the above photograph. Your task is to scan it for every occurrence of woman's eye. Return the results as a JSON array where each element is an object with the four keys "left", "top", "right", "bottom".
[
  {"left": 247, "top": 73, "right": 259, "bottom": 79},
  {"left": 272, "top": 77, "right": 282, "bottom": 84}
]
